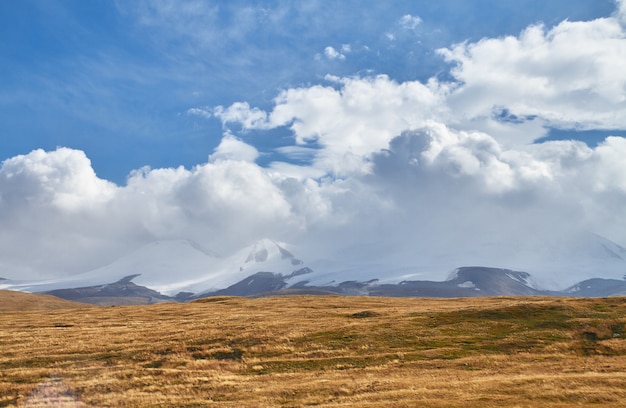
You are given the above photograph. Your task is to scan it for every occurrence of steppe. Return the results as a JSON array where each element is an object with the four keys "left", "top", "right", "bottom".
[{"left": 1, "top": 291, "right": 626, "bottom": 407}]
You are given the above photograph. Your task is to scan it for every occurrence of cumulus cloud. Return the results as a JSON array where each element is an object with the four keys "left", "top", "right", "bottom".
[
  {"left": 114, "top": 156, "right": 297, "bottom": 256},
  {"left": 0, "top": 149, "right": 121, "bottom": 277},
  {"left": 366, "top": 125, "right": 626, "bottom": 285},
  {"left": 2, "top": 131, "right": 626, "bottom": 284},
  {"left": 206, "top": 13, "right": 626, "bottom": 281},
  {"left": 0, "top": 148, "right": 115, "bottom": 212},
  {"left": 222, "top": 74, "right": 447, "bottom": 176},
  {"left": 0, "top": 146, "right": 295, "bottom": 278},
  {"left": 439, "top": 12, "right": 626, "bottom": 140},
  {"left": 209, "top": 133, "right": 260, "bottom": 163},
  {"left": 2, "top": 2, "right": 626, "bottom": 286}
]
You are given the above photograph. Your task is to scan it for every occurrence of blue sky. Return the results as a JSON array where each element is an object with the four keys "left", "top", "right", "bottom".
[
  {"left": 1, "top": 0, "right": 626, "bottom": 285},
  {"left": 1, "top": 0, "right": 618, "bottom": 183}
]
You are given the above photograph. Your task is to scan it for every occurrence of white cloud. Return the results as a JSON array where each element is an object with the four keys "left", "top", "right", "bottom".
[
  {"left": 187, "top": 107, "right": 212, "bottom": 119},
  {"left": 0, "top": 146, "right": 297, "bottom": 278},
  {"left": 368, "top": 126, "right": 626, "bottom": 282},
  {"left": 2, "top": 126, "right": 626, "bottom": 284},
  {"left": 222, "top": 75, "right": 446, "bottom": 176},
  {"left": 0, "top": 148, "right": 116, "bottom": 212},
  {"left": 0, "top": 148, "right": 122, "bottom": 277},
  {"left": 213, "top": 102, "right": 270, "bottom": 129},
  {"left": 324, "top": 46, "right": 345, "bottom": 60},
  {"left": 115, "top": 148, "right": 296, "bottom": 256},
  {"left": 203, "top": 2, "right": 626, "bottom": 277},
  {"left": 399, "top": 14, "right": 422, "bottom": 30},
  {"left": 405, "top": 123, "right": 553, "bottom": 193},
  {"left": 438, "top": 13, "right": 626, "bottom": 138},
  {"left": 589, "top": 136, "right": 626, "bottom": 192},
  {"left": 3, "top": 2, "right": 626, "bottom": 286},
  {"left": 208, "top": 133, "right": 260, "bottom": 163},
  {"left": 385, "top": 13, "right": 422, "bottom": 43}
]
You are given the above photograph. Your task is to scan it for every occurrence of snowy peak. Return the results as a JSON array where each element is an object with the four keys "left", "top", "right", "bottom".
[{"left": 240, "top": 239, "right": 303, "bottom": 270}]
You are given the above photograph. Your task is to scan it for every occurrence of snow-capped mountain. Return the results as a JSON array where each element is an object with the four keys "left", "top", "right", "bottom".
[
  {"left": 204, "top": 266, "right": 545, "bottom": 298},
  {"left": 2, "top": 231, "right": 625, "bottom": 301},
  {"left": 0, "top": 239, "right": 308, "bottom": 297},
  {"left": 284, "top": 231, "right": 626, "bottom": 292}
]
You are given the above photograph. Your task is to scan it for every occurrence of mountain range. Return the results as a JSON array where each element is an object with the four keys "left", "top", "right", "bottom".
[{"left": 1, "top": 234, "right": 626, "bottom": 305}]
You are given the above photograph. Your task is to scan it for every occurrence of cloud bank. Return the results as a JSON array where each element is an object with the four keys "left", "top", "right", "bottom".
[{"left": 2, "top": 3, "right": 626, "bottom": 287}]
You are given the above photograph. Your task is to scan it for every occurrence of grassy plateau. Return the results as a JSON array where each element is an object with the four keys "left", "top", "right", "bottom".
[{"left": 1, "top": 292, "right": 626, "bottom": 407}]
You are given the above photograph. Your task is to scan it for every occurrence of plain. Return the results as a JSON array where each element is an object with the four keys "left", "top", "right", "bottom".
[{"left": 1, "top": 292, "right": 626, "bottom": 407}]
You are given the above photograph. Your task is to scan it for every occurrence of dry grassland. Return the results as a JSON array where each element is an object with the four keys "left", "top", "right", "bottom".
[
  {"left": 0, "top": 290, "right": 94, "bottom": 312},
  {"left": 1, "top": 295, "right": 626, "bottom": 407}
]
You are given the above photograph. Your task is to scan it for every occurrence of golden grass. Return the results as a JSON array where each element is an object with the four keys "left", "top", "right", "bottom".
[
  {"left": 1, "top": 295, "right": 626, "bottom": 407},
  {"left": 0, "top": 290, "right": 93, "bottom": 312}
]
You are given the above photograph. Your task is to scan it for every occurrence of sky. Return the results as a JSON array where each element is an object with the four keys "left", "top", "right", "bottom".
[{"left": 1, "top": 0, "right": 626, "bottom": 285}]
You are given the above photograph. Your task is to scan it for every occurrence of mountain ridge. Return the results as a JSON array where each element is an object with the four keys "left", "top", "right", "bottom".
[
  {"left": 22, "top": 266, "right": 626, "bottom": 305},
  {"left": 2, "top": 233, "right": 626, "bottom": 304}
]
